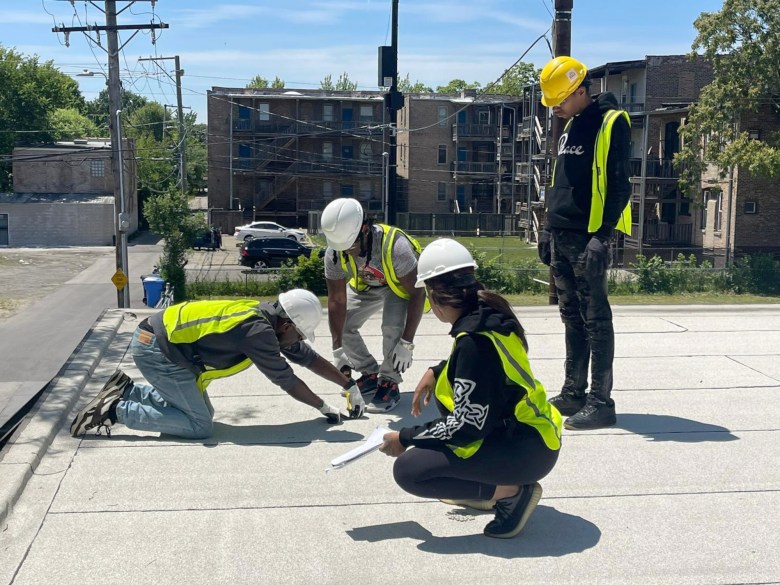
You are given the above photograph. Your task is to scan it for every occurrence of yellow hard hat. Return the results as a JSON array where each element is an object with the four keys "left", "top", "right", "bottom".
[{"left": 539, "top": 56, "right": 588, "bottom": 107}]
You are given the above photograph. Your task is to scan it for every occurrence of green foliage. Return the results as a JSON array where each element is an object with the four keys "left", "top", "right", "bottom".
[
  {"left": 276, "top": 250, "right": 328, "bottom": 296},
  {"left": 86, "top": 88, "right": 148, "bottom": 134},
  {"left": 0, "top": 45, "right": 87, "bottom": 189},
  {"left": 486, "top": 62, "right": 540, "bottom": 96},
  {"left": 247, "top": 75, "right": 269, "bottom": 89},
  {"left": 186, "top": 275, "right": 280, "bottom": 300},
  {"left": 727, "top": 253, "right": 780, "bottom": 295},
  {"left": 49, "top": 108, "right": 99, "bottom": 141},
  {"left": 677, "top": 0, "right": 780, "bottom": 194},
  {"left": 144, "top": 190, "right": 207, "bottom": 301},
  {"left": 321, "top": 73, "right": 358, "bottom": 91},
  {"left": 435, "top": 79, "right": 481, "bottom": 93},
  {"left": 398, "top": 74, "right": 432, "bottom": 93}
]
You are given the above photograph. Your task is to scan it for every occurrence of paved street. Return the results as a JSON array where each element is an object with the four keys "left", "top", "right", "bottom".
[{"left": 1, "top": 303, "right": 778, "bottom": 584}]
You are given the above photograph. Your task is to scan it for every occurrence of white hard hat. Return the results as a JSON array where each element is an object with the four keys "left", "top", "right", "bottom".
[
  {"left": 320, "top": 198, "right": 365, "bottom": 251},
  {"left": 278, "top": 289, "right": 322, "bottom": 341},
  {"left": 415, "top": 238, "right": 478, "bottom": 288}
]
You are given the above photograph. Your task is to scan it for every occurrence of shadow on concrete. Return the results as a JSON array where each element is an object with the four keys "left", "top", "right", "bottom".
[
  {"left": 616, "top": 413, "right": 738, "bottom": 442},
  {"left": 347, "top": 505, "right": 600, "bottom": 558},
  {"left": 83, "top": 419, "right": 365, "bottom": 447}
]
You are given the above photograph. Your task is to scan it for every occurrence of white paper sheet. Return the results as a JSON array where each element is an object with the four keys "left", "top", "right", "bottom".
[{"left": 327, "top": 426, "right": 392, "bottom": 471}]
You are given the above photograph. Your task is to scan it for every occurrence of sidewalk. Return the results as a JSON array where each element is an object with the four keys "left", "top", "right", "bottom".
[{"left": 1, "top": 304, "right": 779, "bottom": 585}]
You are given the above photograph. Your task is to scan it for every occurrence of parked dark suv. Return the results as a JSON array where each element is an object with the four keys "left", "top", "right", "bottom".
[{"left": 238, "top": 237, "right": 320, "bottom": 269}]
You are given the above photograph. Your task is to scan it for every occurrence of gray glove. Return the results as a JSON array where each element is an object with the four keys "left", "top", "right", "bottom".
[
  {"left": 538, "top": 230, "right": 552, "bottom": 266},
  {"left": 318, "top": 402, "right": 341, "bottom": 424},
  {"left": 391, "top": 339, "right": 414, "bottom": 373},
  {"left": 584, "top": 236, "right": 609, "bottom": 275},
  {"left": 341, "top": 380, "right": 365, "bottom": 419}
]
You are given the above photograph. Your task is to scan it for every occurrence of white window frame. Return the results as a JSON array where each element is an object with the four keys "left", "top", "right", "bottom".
[
  {"left": 438, "top": 106, "right": 448, "bottom": 127},
  {"left": 322, "top": 142, "right": 333, "bottom": 160},
  {"left": 714, "top": 190, "right": 723, "bottom": 232},
  {"left": 359, "top": 105, "right": 373, "bottom": 121},
  {"left": 258, "top": 103, "right": 270, "bottom": 121},
  {"left": 323, "top": 104, "right": 334, "bottom": 122}
]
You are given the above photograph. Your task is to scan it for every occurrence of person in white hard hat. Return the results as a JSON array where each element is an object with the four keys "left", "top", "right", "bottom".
[
  {"left": 320, "top": 198, "right": 426, "bottom": 413},
  {"left": 70, "top": 289, "right": 365, "bottom": 439},
  {"left": 379, "top": 239, "right": 561, "bottom": 539}
]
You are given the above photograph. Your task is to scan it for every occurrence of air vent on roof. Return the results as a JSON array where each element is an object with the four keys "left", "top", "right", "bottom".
[{"left": 74, "top": 139, "right": 88, "bottom": 144}]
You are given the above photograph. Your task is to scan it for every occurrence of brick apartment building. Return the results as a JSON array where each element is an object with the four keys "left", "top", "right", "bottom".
[
  {"left": 207, "top": 88, "right": 386, "bottom": 228},
  {"left": 0, "top": 139, "right": 137, "bottom": 247}
]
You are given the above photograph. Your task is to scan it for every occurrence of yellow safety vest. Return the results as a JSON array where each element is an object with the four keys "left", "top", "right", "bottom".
[
  {"left": 552, "top": 109, "right": 632, "bottom": 235},
  {"left": 162, "top": 299, "right": 265, "bottom": 392},
  {"left": 434, "top": 330, "right": 562, "bottom": 459},
  {"left": 340, "top": 224, "right": 429, "bottom": 310}
]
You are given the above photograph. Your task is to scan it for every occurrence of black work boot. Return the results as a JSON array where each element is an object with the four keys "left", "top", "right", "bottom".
[
  {"left": 548, "top": 391, "right": 587, "bottom": 416},
  {"left": 564, "top": 395, "right": 616, "bottom": 430}
]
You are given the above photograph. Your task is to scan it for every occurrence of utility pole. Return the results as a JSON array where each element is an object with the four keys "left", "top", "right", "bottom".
[
  {"left": 547, "top": 0, "right": 573, "bottom": 305},
  {"left": 378, "top": 0, "right": 402, "bottom": 224},
  {"left": 53, "top": 2, "right": 167, "bottom": 308},
  {"left": 139, "top": 55, "right": 187, "bottom": 194}
]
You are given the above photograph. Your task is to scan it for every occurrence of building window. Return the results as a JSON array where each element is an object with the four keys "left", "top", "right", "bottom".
[
  {"left": 744, "top": 201, "right": 758, "bottom": 214},
  {"left": 478, "top": 110, "right": 490, "bottom": 124},
  {"left": 437, "top": 182, "right": 447, "bottom": 201},
  {"left": 322, "top": 142, "right": 333, "bottom": 160},
  {"left": 748, "top": 129, "right": 760, "bottom": 140},
  {"left": 360, "top": 142, "right": 372, "bottom": 160},
  {"left": 438, "top": 145, "right": 447, "bottom": 165},
  {"left": 90, "top": 159, "right": 105, "bottom": 177},
  {"left": 359, "top": 105, "right": 373, "bottom": 122},
  {"left": 341, "top": 184, "right": 354, "bottom": 197},
  {"left": 360, "top": 181, "right": 372, "bottom": 200},
  {"left": 438, "top": 106, "right": 448, "bottom": 127},
  {"left": 714, "top": 190, "right": 723, "bottom": 232},
  {"left": 680, "top": 197, "right": 690, "bottom": 216},
  {"left": 323, "top": 104, "right": 334, "bottom": 122},
  {"left": 323, "top": 181, "right": 333, "bottom": 201},
  {"left": 258, "top": 103, "right": 270, "bottom": 121},
  {"left": 0, "top": 213, "right": 8, "bottom": 246},
  {"left": 701, "top": 190, "right": 710, "bottom": 231}
]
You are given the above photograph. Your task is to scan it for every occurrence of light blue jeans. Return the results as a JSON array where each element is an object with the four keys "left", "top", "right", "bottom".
[
  {"left": 342, "top": 286, "right": 407, "bottom": 384},
  {"left": 117, "top": 327, "right": 215, "bottom": 439}
]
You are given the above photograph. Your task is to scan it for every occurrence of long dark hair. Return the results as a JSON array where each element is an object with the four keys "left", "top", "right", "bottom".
[{"left": 425, "top": 268, "right": 528, "bottom": 350}]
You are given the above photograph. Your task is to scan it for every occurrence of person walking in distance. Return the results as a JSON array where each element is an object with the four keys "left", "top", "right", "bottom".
[
  {"left": 321, "top": 198, "right": 426, "bottom": 413},
  {"left": 537, "top": 56, "right": 633, "bottom": 430},
  {"left": 379, "top": 239, "right": 561, "bottom": 538},
  {"left": 70, "top": 290, "right": 365, "bottom": 439}
]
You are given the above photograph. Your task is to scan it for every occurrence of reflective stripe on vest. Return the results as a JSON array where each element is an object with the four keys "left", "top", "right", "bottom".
[
  {"left": 339, "top": 224, "right": 430, "bottom": 310},
  {"left": 550, "top": 109, "right": 632, "bottom": 236},
  {"left": 162, "top": 299, "right": 264, "bottom": 392},
  {"left": 434, "top": 331, "right": 562, "bottom": 459},
  {"left": 591, "top": 110, "right": 632, "bottom": 235}
]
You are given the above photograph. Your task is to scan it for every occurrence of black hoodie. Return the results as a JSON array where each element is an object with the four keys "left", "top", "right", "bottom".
[
  {"left": 544, "top": 92, "right": 631, "bottom": 238},
  {"left": 398, "top": 302, "right": 535, "bottom": 450}
]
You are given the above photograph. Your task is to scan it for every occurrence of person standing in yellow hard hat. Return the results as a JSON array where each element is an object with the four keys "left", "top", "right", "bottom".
[{"left": 537, "top": 56, "right": 632, "bottom": 431}]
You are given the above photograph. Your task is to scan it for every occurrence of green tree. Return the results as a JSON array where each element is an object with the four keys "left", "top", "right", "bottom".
[
  {"left": 321, "top": 72, "right": 358, "bottom": 91},
  {"left": 0, "top": 46, "right": 86, "bottom": 189},
  {"left": 49, "top": 108, "right": 99, "bottom": 141},
  {"left": 271, "top": 76, "right": 285, "bottom": 88},
  {"left": 677, "top": 0, "right": 780, "bottom": 194},
  {"left": 144, "top": 189, "right": 207, "bottom": 301},
  {"left": 247, "top": 75, "right": 269, "bottom": 88},
  {"left": 85, "top": 88, "right": 148, "bottom": 135},
  {"left": 487, "top": 62, "right": 539, "bottom": 96},
  {"left": 398, "top": 73, "right": 432, "bottom": 93},
  {"left": 435, "top": 79, "right": 482, "bottom": 93}
]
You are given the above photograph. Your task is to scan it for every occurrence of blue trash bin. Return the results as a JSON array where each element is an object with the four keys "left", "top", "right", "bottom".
[{"left": 142, "top": 275, "right": 165, "bottom": 307}]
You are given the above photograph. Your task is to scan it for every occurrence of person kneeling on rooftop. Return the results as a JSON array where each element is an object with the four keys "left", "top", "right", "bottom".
[{"left": 70, "top": 289, "right": 364, "bottom": 439}]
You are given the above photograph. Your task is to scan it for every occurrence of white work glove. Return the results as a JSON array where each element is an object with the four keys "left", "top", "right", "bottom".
[
  {"left": 391, "top": 339, "right": 414, "bottom": 373},
  {"left": 318, "top": 402, "right": 342, "bottom": 424},
  {"left": 332, "top": 347, "right": 354, "bottom": 372},
  {"left": 341, "top": 379, "right": 365, "bottom": 419}
]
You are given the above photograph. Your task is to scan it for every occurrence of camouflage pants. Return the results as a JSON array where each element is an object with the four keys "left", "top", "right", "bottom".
[{"left": 550, "top": 229, "right": 615, "bottom": 402}]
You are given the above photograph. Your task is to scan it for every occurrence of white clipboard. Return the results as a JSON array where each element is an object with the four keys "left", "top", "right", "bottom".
[{"left": 327, "top": 426, "right": 391, "bottom": 472}]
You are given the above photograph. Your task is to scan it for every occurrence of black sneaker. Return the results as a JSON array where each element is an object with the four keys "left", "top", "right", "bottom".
[
  {"left": 548, "top": 391, "right": 587, "bottom": 416},
  {"left": 355, "top": 372, "right": 379, "bottom": 398},
  {"left": 484, "top": 482, "right": 543, "bottom": 539},
  {"left": 564, "top": 396, "right": 616, "bottom": 430},
  {"left": 70, "top": 393, "right": 122, "bottom": 437},
  {"left": 367, "top": 379, "right": 400, "bottom": 413},
  {"left": 96, "top": 370, "right": 132, "bottom": 402}
]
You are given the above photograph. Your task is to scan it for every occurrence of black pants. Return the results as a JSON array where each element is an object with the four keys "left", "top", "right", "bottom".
[
  {"left": 550, "top": 229, "right": 615, "bottom": 401},
  {"left": 393, "top": 429, "right": 558, "bottom": 501}
]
